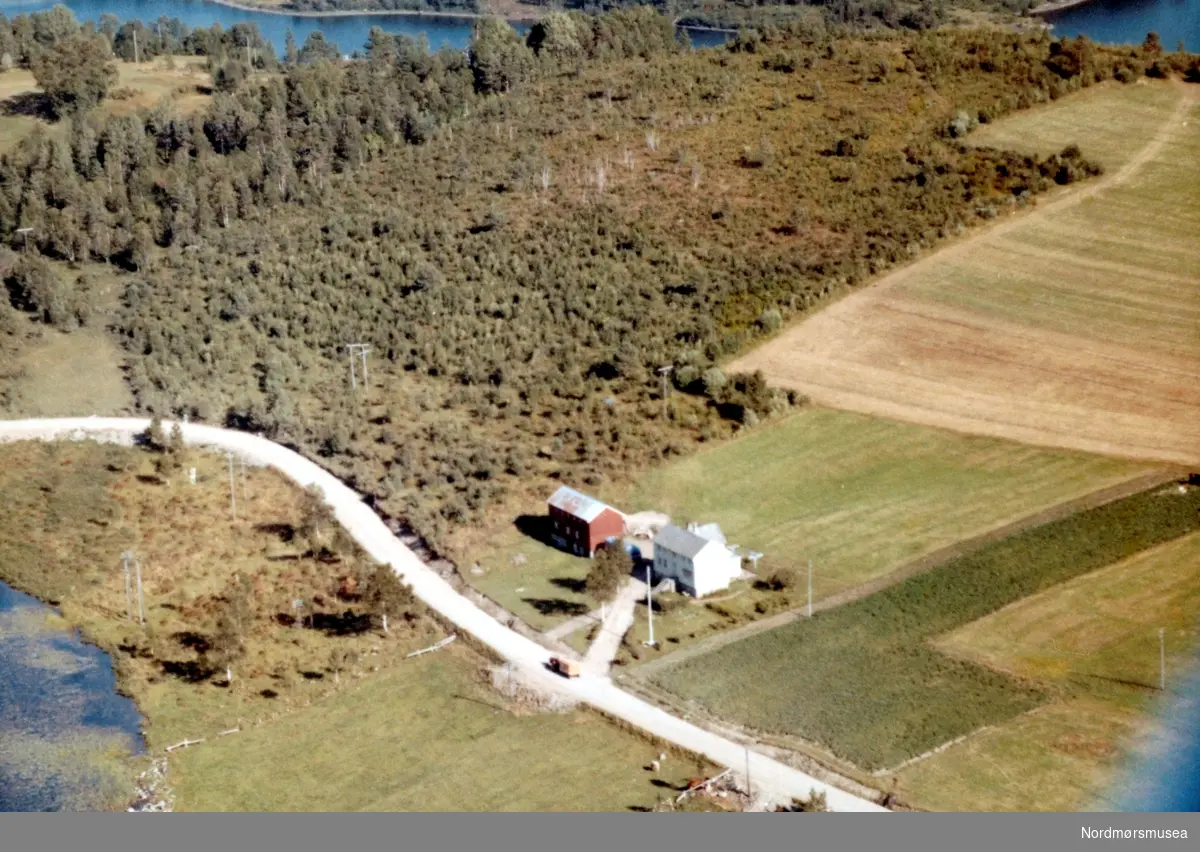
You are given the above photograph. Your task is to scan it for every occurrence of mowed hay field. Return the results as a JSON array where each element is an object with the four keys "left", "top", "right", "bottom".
[
  {"left": 729, "top": 81, "right": 1200, "bottom": 467},
  {"left": 626, "top": 407, "right": 1152, "bottom": 600},
  {"left": 171, "top": 650, "right": 713, "bottom": 812},
  {"left": 467, "top": 406, "right": 1151, "bottom": 630},
  {"left": 647, "top": 481, "right": 1200, "bottom": 774},
  {"left": 902, "top": 529, "right": 1200, "bottom": 811}
]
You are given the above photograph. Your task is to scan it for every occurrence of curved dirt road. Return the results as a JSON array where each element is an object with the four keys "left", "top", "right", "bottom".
[{"left": 0, "top": 417, "right": 886, "bottom": 813}]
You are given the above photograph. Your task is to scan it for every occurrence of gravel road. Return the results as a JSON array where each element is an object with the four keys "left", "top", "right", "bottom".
[{"left": 0, "top": 417, "right": 887, "bottom": 812}]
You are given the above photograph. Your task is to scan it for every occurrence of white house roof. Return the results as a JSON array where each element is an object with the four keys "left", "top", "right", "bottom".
[
  {"left": 547, "top": 485, "right": 614, "bottom": 523},
  {"left": 691, "top": 522, "right": 726, "bottom": 544},
  {"left": 654, "top": 523, "right": 714, "bottom": 560}
]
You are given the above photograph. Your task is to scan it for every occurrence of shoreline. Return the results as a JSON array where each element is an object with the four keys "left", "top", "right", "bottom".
[
  {"left": 205, "top": 0, "right": 533, "bottom": 23},
  {"left": 1028, "top": 0, "right": 1097, "bottom": 17},
  {"left": 203, "top": 0, "right": 737, "bottom": 30}
]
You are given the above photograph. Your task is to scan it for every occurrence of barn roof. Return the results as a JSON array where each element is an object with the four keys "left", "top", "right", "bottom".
[
  {"left": 547, "top": 485, "right": 614, "bottom": 523},
  {"left": 654, "top": 524, "right": 715, "bottom": 560}
]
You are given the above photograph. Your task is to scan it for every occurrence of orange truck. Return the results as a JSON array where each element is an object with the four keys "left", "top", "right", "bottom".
[{"left": 548, "top": 656, "right": 581, "bottom": 678}]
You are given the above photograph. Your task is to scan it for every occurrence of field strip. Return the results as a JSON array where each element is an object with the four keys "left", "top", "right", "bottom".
[
  {"left": 756, "top": 85, "right": 1196, "bottom": 309},
  {"left": 630, "top": 468, "right": 1185, "bottom": 681},
  {"left": 0, "top": 417, "right": 887, "bottom": 812},
  {"left": 728, "top": 84, "right": 1199, "bottom": 465}
]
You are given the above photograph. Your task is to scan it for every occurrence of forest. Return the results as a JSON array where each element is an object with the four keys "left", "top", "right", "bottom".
[
  {"left": 0, "top": 5, "right": 1195, "bottom": 560},
  {"left": 256, "top": 0, "right": 1037, "bottom": 33}
]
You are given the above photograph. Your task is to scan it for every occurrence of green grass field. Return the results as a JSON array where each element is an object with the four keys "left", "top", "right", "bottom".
[
  {"left": 969, "top": 81, "right": 1181, "bottom": 170},
  {"left": 648, "top": 480, "right": 1200, "bottom": 772},
  {"left": 171, "top": 650, "right": 711, "bottom": 812},
  {"left": 628, "top": 408, "right": 1149, "bottom": 599},
  {"left": 901, "top": 530, "right": 1200, "bottom": 811},
  {"left": 468, "top": 407, "right": 1148, "bottom": 632}
]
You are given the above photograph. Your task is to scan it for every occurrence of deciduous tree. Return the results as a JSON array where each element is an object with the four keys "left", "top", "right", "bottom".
[{"left": 31, "top": 34, "right": 116, "bottom": 119}]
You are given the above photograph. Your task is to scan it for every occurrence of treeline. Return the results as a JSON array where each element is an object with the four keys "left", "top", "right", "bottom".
[
  {"left": 284, "top": 0, "right": 479, "bottom": 12},
  {"left": 568, "top": 0, "right": 1039, "bottom": 32},
  {"left": 1, "top": 11, "right": 1196, "bottom": 558},
  {"left": 0, "top": 7, "right": 680, "bottom": 273},
  {"left": 0, "top": 6, "right": 278, "bottom": 69}
]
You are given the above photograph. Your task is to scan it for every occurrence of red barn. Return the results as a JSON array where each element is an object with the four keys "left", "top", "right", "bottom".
[{"left": 546, "top": 485, "right": 626, "bottom": 557}]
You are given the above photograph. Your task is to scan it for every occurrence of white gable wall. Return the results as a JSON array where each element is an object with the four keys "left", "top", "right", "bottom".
[{"left": 654, "top": 541, "right": 740, "bottom": 598}]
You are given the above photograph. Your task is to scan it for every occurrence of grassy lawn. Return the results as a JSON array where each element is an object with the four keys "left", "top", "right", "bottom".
[
  {"left": 2, "top": 323, "right": 132, "bottom": 417},
  {"left": 627, "top": 408, "right": 1149, "bottom": 599},
  {"left": 647, "top": 479, "right": 1200, "bottom": 772},
  {"left": 171, "top": 649, "right": 712, "bottom": 812},
  {"left": 468, "top": 536, "right": 594, "bottom": 632},
  {"left": 898, "top": 531, "right": 1200, "bottom": 811}
]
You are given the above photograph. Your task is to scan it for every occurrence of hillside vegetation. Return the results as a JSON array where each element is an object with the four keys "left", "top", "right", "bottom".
[
  {"left": 0, "top": 7, "right": 1193, "bottom": 560},
  {"left": 0, "top": 438, "right": 712, "bottom": 810}
]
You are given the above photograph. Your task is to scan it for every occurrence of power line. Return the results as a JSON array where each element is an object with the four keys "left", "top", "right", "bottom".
[
  {"left": 121, "top": 551, "right": 134, "bottom": 621},
  {"left": 645, "top": 561, "right": 656, "bottom": 647},
  {"left": 657, "top": 365, "right": 673, "bottom": 419},
  {"left": 226, "top": 452, "right": 237, "bottom": 520},
  {"left": 136, "top": 558, "right": 145, "bottom": 625},
  {"left": 1159, "top": 627, "right": 1166, "bottom": 691},
  {"left": 806, "top": 561, "right": 816, "bottom": 619},
  {"left": 346, "top": 343, "right": 370, "bottom": 391}
]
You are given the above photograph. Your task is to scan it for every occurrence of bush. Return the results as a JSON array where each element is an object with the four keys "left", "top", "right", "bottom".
[
  {"left": 586, "top": 543, "right": 632, "bottom": 603},
  {"left": 701, "top": 367, "right": 727, "bottom": 397},
  {"left": 758, "top": 308, "right": 783, "bottom": 333}
]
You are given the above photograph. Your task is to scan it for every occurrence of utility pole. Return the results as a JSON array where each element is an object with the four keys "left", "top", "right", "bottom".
[
  {"left": 226, "top": 452, "right": 237, "bottom": 520},
  {"left": 121, "top": 551, "right": 134, "bottom": 621},
  {"left": 132, "top": 27, "right": 139, "bottom": 64},
  {"left": 645, "top": 562, "right": 655, "bottom": 647},
  {"left": 16, "top": 227, "right": 32, "bottom": 252},
  {"left": 136, "top": 558, "right": 145, "bottom": 625},
  {"left": 346, "top": 343, "right": 370, "bottom": 391},
  {"left": 657, "top": 365, "right": 674, "bottom": 419},
  {"left": 1159, "top": 628, "right": 1166, "bottom": 691},
  {"left": 806, "top": 561, "right": 816, "bottom": 619},
  {"left": 745, "top": 747, "right": 752, "bottom": 803}
]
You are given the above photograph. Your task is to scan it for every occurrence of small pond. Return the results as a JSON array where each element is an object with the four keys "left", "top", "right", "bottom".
[{"left": 0, "top": 580, "right": 144, "bottom": 811}]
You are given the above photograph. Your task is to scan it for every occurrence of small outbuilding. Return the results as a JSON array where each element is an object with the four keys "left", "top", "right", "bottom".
[
  {"left": 546, "top": 485, "right": 626, "bottom": 558},
  {"left": 652, "top": 522, "right": 742, "bottom": 598}
]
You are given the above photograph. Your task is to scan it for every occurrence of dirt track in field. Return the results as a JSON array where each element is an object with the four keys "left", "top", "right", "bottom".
[{"left": 729, "top": 85, "right": 1200, "bottom": 467}]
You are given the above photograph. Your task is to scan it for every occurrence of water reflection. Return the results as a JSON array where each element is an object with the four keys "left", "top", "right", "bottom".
[{"left": 0, "top": 581, "right": 144, "bottom": 811}]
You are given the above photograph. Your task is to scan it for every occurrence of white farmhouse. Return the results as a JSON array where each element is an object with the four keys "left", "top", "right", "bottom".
[{"left": 652, "top": 522, "right": 742, "bottom": 598}]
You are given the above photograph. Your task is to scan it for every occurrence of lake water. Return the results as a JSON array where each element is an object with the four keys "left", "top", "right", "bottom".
[
  {"left": 1045, "top": 0, "right": 1199, "bottom": 52},
  {"left": 0, "top": 0, "right": 733, "bottom": 55},
  {"left": 0, "top": 580, "right": 144, "bottom": 811}
]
